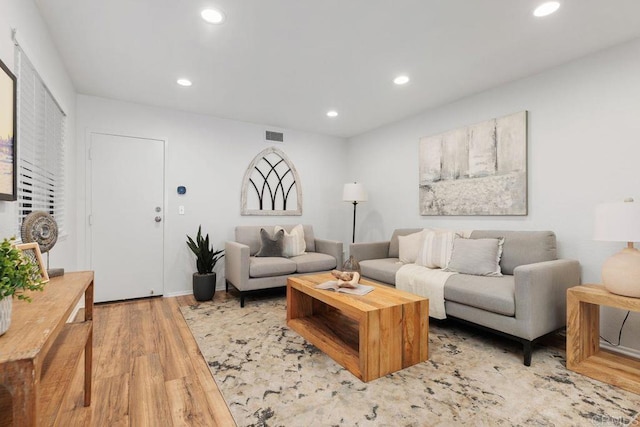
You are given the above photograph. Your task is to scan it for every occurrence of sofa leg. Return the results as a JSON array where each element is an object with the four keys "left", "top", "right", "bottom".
[
  {"left": 240, "top": 293, "right": 245, "bottom": 308},
  {"left": 523, "top": 341, "right": 532, "bottom": 366},
  {"left": 225, "top": 280, "right": 229, "bottom": 292}
]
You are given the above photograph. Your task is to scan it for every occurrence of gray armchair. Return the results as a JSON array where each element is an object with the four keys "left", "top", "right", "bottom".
[{"left": 225, "top": 225, "right": 343, "bottom": 307}]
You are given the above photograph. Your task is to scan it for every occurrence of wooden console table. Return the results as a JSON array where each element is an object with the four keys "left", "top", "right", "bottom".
[
  {"left": 0, "top": 271, "right": 94, "bottom": 426},
  {"left": 567, "top": 284, "right": 640, "bottom": 394}
]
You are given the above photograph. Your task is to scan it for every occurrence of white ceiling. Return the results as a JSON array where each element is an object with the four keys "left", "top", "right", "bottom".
[{"left": 35, "top": 0, "right": 640, "bottom": 138}]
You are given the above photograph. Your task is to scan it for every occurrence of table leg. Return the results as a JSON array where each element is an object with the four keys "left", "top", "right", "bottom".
[
  {"left": 84, "top": 280, "right": 94, "bottom": 407},
  {"left": 567, "top": 291, "right": 599, "bottom": 369}
]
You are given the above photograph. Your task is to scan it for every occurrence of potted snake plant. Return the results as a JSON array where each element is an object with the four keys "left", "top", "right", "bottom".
[
  {"left": 0, "top": 237, "right": 47, "bottom": 335},
  {"left": 186, "top": 226, "right": 224, "bottom": 301}
]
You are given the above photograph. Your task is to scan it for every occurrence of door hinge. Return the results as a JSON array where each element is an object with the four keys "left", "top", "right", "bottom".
[
  {"left": 88, "top": 147, "right": 92, "bottom": 160},
  {"left": 88, "top": 214, "right": 93, "bottom": 225}
]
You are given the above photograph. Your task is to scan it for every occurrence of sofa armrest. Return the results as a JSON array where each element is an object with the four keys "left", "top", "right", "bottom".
[
  {"left": 315, "top": 238, "right": 344, "bottom": 267},
  {"left": 514, "top": 259, "right": 581, "bottom": 340},
  {"left": 225, "top": 241, "right": 250, "bottom": 290},
  {"left": 349, "top": 241, "right": 390, "bottom": 262}
]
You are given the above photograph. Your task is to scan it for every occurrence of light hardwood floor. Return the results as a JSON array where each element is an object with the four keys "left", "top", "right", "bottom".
[{"left": 55, "top": 294, "right": 236, "bottom": 427}]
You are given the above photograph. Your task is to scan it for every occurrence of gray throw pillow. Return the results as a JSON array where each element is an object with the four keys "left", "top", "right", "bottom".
[
  {"left": 255, "top": 228, "right": 285, "bottom": 257},
  {"left": 444, "top": 237, "right": 504, "bottom": 276}
]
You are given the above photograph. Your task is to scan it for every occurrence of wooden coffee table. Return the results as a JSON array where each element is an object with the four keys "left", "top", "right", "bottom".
[{"left": 286, "top": 273, "right": 429, "bottom": 382}]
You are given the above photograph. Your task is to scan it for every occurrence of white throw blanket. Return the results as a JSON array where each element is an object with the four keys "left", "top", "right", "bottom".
[{"left": 395, "top": 264, "right": 456, "bottom": 319}]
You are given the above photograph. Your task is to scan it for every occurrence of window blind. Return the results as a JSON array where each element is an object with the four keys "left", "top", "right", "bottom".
[{"left": 15, "top": 47, "right": 66, "bottom": 236}]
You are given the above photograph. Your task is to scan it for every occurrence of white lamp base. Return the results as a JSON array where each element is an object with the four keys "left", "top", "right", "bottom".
[{"left": 602, "top": 247, "right": 640, "bottom": 297}]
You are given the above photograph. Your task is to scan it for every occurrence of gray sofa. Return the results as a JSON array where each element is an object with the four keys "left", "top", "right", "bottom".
[
  {"left": 350, "top": 229, "right": 581, "bottom": 365},
  {"left": 225, "top": 225, "right": 343, "bottom": 307}
]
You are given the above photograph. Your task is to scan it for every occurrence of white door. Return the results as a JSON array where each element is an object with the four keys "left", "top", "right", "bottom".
[{"left": 89, "top": 132, "right": 165, "bottom": 302}]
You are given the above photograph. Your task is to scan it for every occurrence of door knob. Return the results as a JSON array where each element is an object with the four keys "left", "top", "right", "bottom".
[{"left": 155, "top": 216, "right": 162, "bottom": 222}]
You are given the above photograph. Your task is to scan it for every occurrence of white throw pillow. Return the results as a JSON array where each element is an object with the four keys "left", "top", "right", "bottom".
[
  {"left": 444, "top": 237, "right": 504, "bottom": 276},
  {"left": 398, "top": 230, "right": 427, "bottom": 264},
  {"left": 274, "top": 225, "right": 306, "bottom": 257},
  {"left": 415, "top": 230, "right": 459, "bottom": 269}
]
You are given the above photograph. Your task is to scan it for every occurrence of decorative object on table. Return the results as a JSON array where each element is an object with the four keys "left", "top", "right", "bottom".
[
  {"left": 419, "top": 111, "right": 527, "bottom": 216},
  {"left": 594, "top": 197, "right": 640, "bottom": 297},
  {"left": 15, "top": 242, "right": 49, "bottom": 283},
  {"left": 21, "top": 211, "right": 64, "bottom": 277},
  {"left": 315, "top": 280, "right": 373, "bottom": 296},
  {"left": 343, "top": 182, "right": 367, "bottom": 243},
  {"left": 0, "top": 237, "right": 48, "bottom": 335},
  {"left": 0, "top": 57, "right": 17, "bottom": 201},
  {"left": 330, "top": 269, "right": 360, "bottom": 288},
  {"left": 241, "top": 147, "right": 302, "bottom": 216},
  {"left": 342, "top": 254, "right": 361, "bottom": 274},
  {"left": 187, "top": 225, "right": 224, "bottom": 301},
  {"left": 316, "top": 271, "right": 373, "bottom": 295}
]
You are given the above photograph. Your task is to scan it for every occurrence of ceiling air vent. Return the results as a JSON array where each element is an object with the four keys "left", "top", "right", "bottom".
[{"left": 265, "top": 130, "right": 284, "bottom": 143}]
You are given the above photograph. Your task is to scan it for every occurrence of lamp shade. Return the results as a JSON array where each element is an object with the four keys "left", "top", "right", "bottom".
[
  {"left": 594, "top": 199, "right": 640, "bottom": 242},
  {"left": 343, "top": 183, "right": 368, "bottom": 202}
]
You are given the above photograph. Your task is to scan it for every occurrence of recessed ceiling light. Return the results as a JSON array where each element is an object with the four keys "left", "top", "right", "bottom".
[
  {"left": 201, "top": 8, "right": 225, "bottom": 24},
  {"left": 177, "top": 78, "right": 192, "bottom": 87},
  {"left": 327, "top": 110, "right": 338, "bottom": 118},
  {"left": 394, "top": 75, "right": 410, "bottom": 85},
  {"left": 533, "top": 2, "right": 560, "bottom": 17}
]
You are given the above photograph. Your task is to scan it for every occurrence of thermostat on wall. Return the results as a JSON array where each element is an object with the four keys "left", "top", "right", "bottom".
[{"left": 177, "top": 186, "right": 186, "bottom": 195}]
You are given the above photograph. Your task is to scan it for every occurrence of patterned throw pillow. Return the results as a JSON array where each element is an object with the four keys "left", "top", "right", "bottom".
[
  {"left": 415, "top": 230, "right": 459, "bottom": 269},
  {"left": 255, "top": 228, "right": 285, "bottom": 257},
  {"left": 274, "top": 225, "right": 306, "bottom": 257},
  {"left": 444, "top": 237, "right": 505, "bottom": 276},
  {"left": 398, "top": 230, "right": 427, "bottom": 264}
]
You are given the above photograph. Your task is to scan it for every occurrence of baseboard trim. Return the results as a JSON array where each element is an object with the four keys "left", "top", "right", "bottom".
[
  {"left": 163, "top": 285, "right": 226, "bottom": 298},
  {"left": 163, "top": 290, "right": 193, "bottom": 297},
  {"left": 600, "top": 341, "right": 640, "bottom": 359}
]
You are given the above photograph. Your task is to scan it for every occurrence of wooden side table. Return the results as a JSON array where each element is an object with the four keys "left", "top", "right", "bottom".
[{"left": 567, "top": 284, "right": 640, "bottom": 394}]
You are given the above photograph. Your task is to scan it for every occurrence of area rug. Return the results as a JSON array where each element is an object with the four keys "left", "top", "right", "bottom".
[{"left": 180, "top": 296, "right": 640, "bottom": 426}]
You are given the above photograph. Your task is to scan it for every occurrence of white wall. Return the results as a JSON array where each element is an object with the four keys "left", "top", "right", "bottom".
[
  {"left": 76, "top": 95, "right": 348, "bottom": 295},
  {"left": 0, "top": 0, "right": 77, "bottom": 270},
  {"left": 347, "top": 37, "right": 640, "bottom": 351}
]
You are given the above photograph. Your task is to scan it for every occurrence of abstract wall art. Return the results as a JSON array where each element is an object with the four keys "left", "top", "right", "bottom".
[
  {"left": 0, "top": 58, "right": 17, "bottom": 201},
  {"left": 241, "top": 147, "right": 302, "bottom": 216},
  {"left": 419, "top": 111, "right": 527, "bottom": 216}
]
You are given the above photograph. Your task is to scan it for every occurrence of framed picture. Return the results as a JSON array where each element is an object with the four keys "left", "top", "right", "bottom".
[
  {"left": 0, "top": 57, "right": 17, "bottom": 201},
  {"left": 16, "top": 242, "right": 50, "bottom": 283},
  {"left": 419, "top": 111, "right": 527, "bottom": 216}
]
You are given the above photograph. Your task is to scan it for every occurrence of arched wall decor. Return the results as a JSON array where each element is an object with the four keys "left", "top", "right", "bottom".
[{"left": 241, "top": 147, "right": 302, "bottom": 216}]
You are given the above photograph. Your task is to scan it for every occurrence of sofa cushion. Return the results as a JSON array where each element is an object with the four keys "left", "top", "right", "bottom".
[
  {"left": 275, "top": 224, "right": 306, "bottom": 257},
  {"left": 415, "top": 230, "right": 458, "bottom": 269},
  {"left": 444, "top": 274, "right": 515, "bottom": 316},
  {"left": 255, "top": 229, "right": 285, "bottom": 257},
  {"left": 445, "top": 237, "right": 504, "bottom": 276},
  {"left": 291, "top": 253, "right": 337, "bottom": 273},
  {"left": 236, "top": 225, "right": 316, "bottom": 256},
  {"left": 389, "top": 228, "right": 425, "bottom": 258},
  {"left": 398, "top": 230, "right": 427, "bottom": 264},
  {"left": 360, "top": 258, "right": 403, "bottom": 285},
  {"left": 469, "top": 230, "right": 557, "bottom": 275},
  {"left": 249, "top": 257, "right": 297, "bottom": 278}
]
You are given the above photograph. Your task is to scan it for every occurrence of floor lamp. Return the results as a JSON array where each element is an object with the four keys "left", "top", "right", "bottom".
[{"left": 343, "top": 182, "right": 368, "bottom": 243}]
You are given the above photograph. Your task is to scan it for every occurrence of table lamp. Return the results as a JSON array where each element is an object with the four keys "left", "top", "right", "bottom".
[
  {"left": 594, "top": 198, "right": 640, "bottom": 297},
  {"left": 343, "top": 182, "right": 367, "bottom": 243}
]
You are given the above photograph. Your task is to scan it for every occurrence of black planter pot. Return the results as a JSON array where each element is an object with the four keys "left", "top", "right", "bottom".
[{"left": 193, "top": 272, "right": 216, "bottom": 301}]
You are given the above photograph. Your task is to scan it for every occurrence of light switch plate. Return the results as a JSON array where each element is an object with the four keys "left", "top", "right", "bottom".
[{"left": 178, "top": 206, "right": 185, "bottom": 215}]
